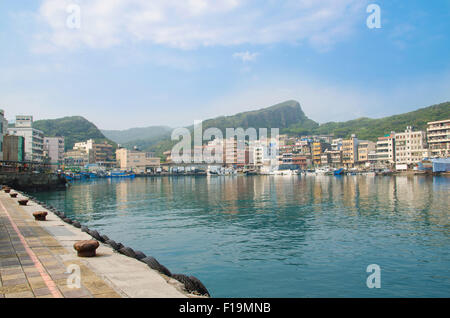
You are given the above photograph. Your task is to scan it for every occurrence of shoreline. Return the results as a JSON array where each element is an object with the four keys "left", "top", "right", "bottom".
[{"left": 0, "top": 187, "right": 209, "bottom": 298}]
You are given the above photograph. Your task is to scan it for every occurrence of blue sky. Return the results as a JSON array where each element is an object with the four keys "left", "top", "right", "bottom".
[{"left": 0, "top": 0, "right": 449, "bottom": 130}]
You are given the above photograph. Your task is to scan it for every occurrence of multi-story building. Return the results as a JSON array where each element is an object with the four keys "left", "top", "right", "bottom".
[
  {"left": 320, "top": 152, "right": 331, "bottom": 166},
  {"left": 358, "top": 140, "right": 376, "bottom": 164},
  {"left": 203, "top": 138, "right": 224, "bottom": 164},
  {"left": 91, "top": 141, "right": 114, "bottom": 163},
  {"left": 73, "top": 139, "right": 114, "bottom": 164},
  {"left": 322, "top": 149, "right": 342, "bottom": 168},
  {"left": 376, "top": 133, "right": 396, "bottom": 165},
  {"left": 7, "top": 115, "right": 44, "bottom": 162},
  {"left": 427, "top": 119, "right": 449, "bottom": 158},
  {"left": 292, "top": 156, "right": 308, "bottom": 170},
  {"left": 64, "top": 149, "right": 91, "bottom": 167},
  {"left": 225, "top": 138, "right": 237, "bottom": 167},
  {"left": 312, "top": 141, "right": 330, "bottom": 165},
  {"left": 331, "top": 138, "right": 343, "bottom": 151},
  {"left": 342, "top": 135, "right": 359, "bottom": 167},
  {"left": 44, "top": 137, "right": 65, "bottom": 167},
  {"left": 116, "top": 148, "right": 160, "bottom": 173},
  {"left": 3, "top": 135, "right": 25, "bottom": 162},
  {"left": 395, "top": 127, "right": 427, "bottom": 165},
  {"left": 0, "top": 110, "right": 9, "bottom": 160}
]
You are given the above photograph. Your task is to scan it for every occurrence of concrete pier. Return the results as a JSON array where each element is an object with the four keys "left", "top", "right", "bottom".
[{"left": 0, "top": 190, "right": 193, "bottom": 298}]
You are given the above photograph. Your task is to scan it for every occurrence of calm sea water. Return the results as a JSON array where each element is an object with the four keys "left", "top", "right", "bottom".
[{"left": 34, "top": 175, "right": 449, "bottom": 297}]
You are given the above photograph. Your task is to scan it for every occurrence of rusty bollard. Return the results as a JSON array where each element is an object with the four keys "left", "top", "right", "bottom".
[
  {"left": 74, "top": 240, "right": 100, "bottom": 257},
  {"left": 10, "top": 193, "right": 18, "bottom": 198},
  {"left": 33, "top": 211, "right": 48, "bottom": 221},
  {"left": 18, "top": 199, "right": 29, "bottom": 206}
]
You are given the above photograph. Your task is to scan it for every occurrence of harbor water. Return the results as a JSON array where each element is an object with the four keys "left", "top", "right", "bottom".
[{"left": 34, "top": 175, "right": 450, "bottom": 297}]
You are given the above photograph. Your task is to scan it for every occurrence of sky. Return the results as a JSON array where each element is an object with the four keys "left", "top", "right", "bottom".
[{"left": 0, "top": 0, "right": 449, "bottom": 130}]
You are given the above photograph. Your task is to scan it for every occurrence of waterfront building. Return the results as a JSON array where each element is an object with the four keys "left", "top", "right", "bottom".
[
  {"left": 368, "top": 150, "right": 378, "bottom": 164},
  {"left": 427, "top": 119, "right": 449, "bottom": 158},
  {"left": 203, "top": 138, "right": 225, "bottom": 164},
  {"left": 292, "top": 156, "right": 308, "bottom": 169},
  {"left": 320, "top": 152, "right": 331, "bottom": 166},
  {"left": 358, "top": 140, "right": 376, "bottom": 165},
  {"left": 163, "top": 150, "right": 172, "bottom": 164},
  {"left": 7, "top": 115, "right": 44, "bottom": 162},
  {"left": 312, "top": 141, "right": 330, "bottom": 165},
  {"left": 116, "top": 148, "right": 161, "bottom": 173},
  {"left": 342, "top": 135, "right": 359, "bottom": 168},
  {"left": 64, "top": 149, "right": 91, "bottom": 167},
  {"left": 322, "top": 149, "right": 342, "bottom": 168},
  {"left": 376, "top": 133, "right": 396, "bottom": 165},
  {"left": 0, "top": 109, "right": 8, "bottom": 160},
  {"left": 44, "top": 137, "right": 65, "bottom": 167},
  {"left": 395, "top": 127, "right": 427, "bottom": 165},
  {"left": 3, "top": 135, "right": 25, "bottom": 162},
  {"left": 282, "top": 152, "right": 293, "bottom": 164},
  {"left": 331, "top": 138, "right": 343, "bottom": 151},
  {"left": 74, "top": 139, "right": 115, "bottom": 164}
]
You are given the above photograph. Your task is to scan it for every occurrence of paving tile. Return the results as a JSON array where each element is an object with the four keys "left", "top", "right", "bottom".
[
  {"left": 28, "top": 277, "right": 47, "bottom": 289},
  {"left": 25, "top": 271, "right": 41, "bottom": 278},
  {"left": 2, "top": 278, "right": 29, "bottom": 286},
  {"left": 1, "top": 273, "right": 26, "bottom": 281},
  {"left": 5, "top": 291, "right": 34, "bottom": 298},
  {"left": 0, "top": 283, "right": 31, "bottom": 294},
  {"left": 50, "top": 272, "right": 70, "bottom": 280},
  {"left": 93, "top": 292, "right": 121, "bottom": 298},
  {"left": 32, "top": 287, "right": 52, "bottom": 297},
  {"left": 84, "top": 281, "right": 116, "bottom": 295},
  {"left": 60, "top": 287, "right": 91, "bottom": 298}
]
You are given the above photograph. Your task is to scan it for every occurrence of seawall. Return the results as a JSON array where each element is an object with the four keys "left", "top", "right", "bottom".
[{"left": 0, "top": 172, "right": 66, "bottom": 192}]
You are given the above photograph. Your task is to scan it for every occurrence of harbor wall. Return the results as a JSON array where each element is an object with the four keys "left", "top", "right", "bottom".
[{"left": 0, "top": 172, "right": 66, "bottom": 191}]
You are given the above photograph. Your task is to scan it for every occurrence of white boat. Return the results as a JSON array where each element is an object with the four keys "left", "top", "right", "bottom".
[
  {"left": 315, "top": 167, "right": 330, "bottom": 175},
  {"left": 274, "top": 169, "right": 296, "bottom": 176}
]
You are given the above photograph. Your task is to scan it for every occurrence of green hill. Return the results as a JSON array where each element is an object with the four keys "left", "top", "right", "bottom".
[
  {"left": 33, "top": 116, "right": 115, "bottom": 151},
  {"left": 304, "top": 101, "right": 450, "bottom": 141},
  {"left": 145, "top": 100, "right": 318, "bottom": 157},
  {"left": 101, "top": 126, "right": 172, "bottom": 145}
]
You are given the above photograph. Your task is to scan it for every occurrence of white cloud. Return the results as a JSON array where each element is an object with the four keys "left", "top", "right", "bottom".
[
  {"left": 32, "top": 0, "right": 368, "bottom": 52},
  {"left": 233, "top": 51, "right": 259, "bottom": 62}
]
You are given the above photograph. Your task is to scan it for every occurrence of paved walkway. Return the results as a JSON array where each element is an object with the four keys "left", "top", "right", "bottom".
[{"left": 0, "top": 190, "right": 188, "bottom": 298}]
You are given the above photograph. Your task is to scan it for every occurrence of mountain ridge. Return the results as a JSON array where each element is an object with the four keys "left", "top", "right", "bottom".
[{"left": 31, "top": 100, "right": 450, "bottom": 158}]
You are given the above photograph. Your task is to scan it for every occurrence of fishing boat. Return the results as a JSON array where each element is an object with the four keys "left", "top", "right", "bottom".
[{"left": 107, "top": 171, "right": 136, "bottom": 178}]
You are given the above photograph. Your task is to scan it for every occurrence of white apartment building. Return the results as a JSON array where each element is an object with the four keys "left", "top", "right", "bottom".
[
  {"left": 44, "top": 137, "right": 65, "bottom": 166},
  {"left": 395, "top": 127, "right": 427, "bottom": 165},
  {"left": 376, "top": 133, "right": 396, "bottom": 165},
  {"left": 427, "top": 119, "right": 449, "bottom": 158},
  {"left": 74, "top": 139, "right": 94, "bottom": 152},
  {"left": 7, "top": 115, "right": 44, "bottom": 162},
  {"left": 331, "top": 138, "right": 343, "bottom": 151}
]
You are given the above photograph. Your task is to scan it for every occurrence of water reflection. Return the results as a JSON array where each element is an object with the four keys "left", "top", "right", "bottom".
[{"left": 35, "top": 175, "right": 450, "bottom": 297}]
